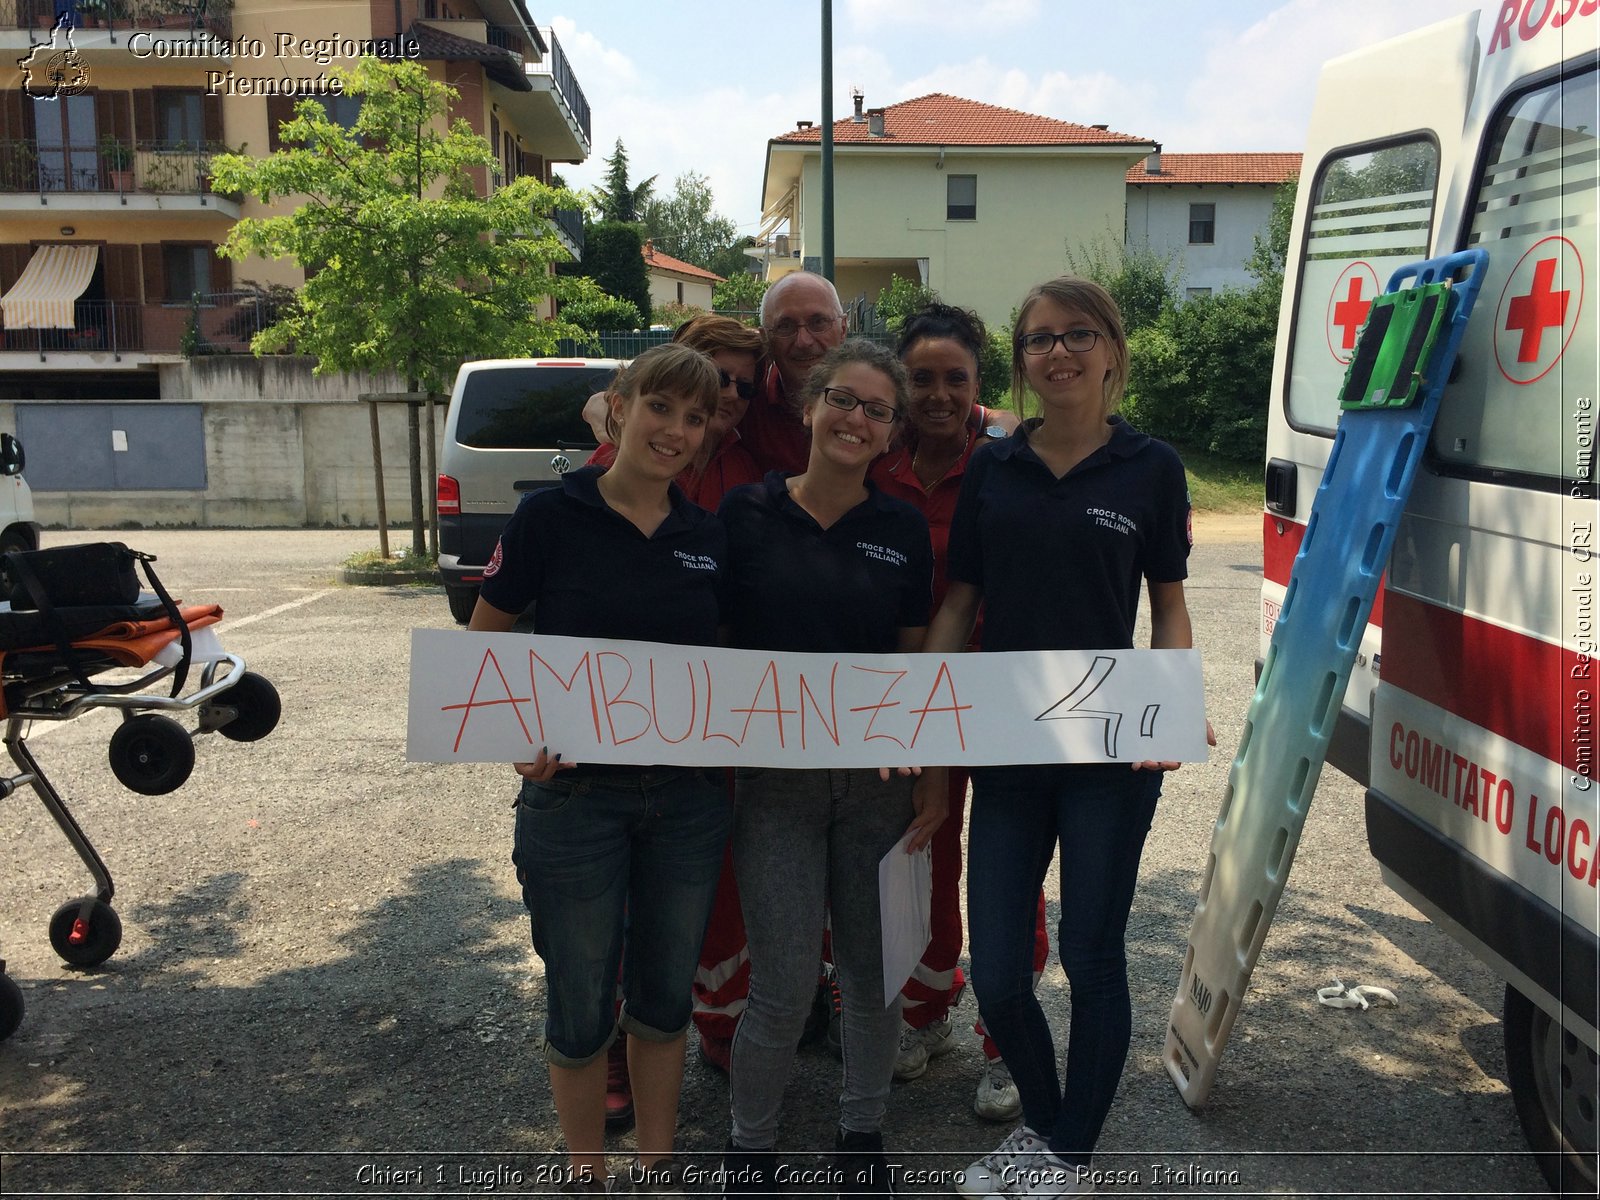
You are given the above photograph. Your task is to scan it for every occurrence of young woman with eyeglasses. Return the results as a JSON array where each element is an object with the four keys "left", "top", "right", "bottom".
[
  {"left": 716, "top": 339, "right": 943, "bottom": 1196},
  {"left": 921, "top": 278, "right": 1210, "bottom": 1198}
]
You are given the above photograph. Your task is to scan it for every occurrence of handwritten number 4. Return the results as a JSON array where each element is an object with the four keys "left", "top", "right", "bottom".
[{"left": 1034, "top": 656, "right": 1159, "bottom": 758}]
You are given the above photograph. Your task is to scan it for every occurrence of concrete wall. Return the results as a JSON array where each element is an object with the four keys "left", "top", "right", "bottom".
[
  {"left": 1125, "top": 183, "right": 1278, "bottom": 296},
  {"left": 15, "top": 356, "right": 448, "bottom": 529}
]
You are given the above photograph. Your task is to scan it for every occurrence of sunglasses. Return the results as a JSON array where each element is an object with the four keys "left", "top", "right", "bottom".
[{"left": 718, "top": 369, "right": 759, "bottom": 401}]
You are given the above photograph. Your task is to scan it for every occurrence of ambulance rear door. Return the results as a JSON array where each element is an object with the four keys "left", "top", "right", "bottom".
[{"left": 1263, "top": 11, "right": 1476, "bottom": 785}]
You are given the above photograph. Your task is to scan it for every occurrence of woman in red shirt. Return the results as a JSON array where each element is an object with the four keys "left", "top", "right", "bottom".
[{"left": 870, "top": 303, "right": 1048, "bottom": 1126}]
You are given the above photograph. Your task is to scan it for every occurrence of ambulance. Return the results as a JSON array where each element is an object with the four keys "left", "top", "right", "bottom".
[{"left": 1261, "top": 3, "right": 1596, "bottom": 1191}]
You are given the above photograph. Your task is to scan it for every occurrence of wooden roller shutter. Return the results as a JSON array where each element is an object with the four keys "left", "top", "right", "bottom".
[
  {"left": 202, "top": 93, "right": 223, "bottom": 146},
  {"left": 133, "top": 89, "right": 155, "bottom": 145},
  {"left": 210, "top": 248, "right": 232, "bottom": 295},
  {"left": 265, "top": 94, "right": 296, "bottom": 152},
  {"left": 103, "top": 244, "right": 140, "bottom": 302},
  {"left": 141, "top": 244, "right": 164, "bottom": 304}
]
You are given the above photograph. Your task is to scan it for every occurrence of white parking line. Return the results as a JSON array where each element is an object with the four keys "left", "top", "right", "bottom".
[{"left": 222, "top": 590, "right": 334, "bottom": 631}]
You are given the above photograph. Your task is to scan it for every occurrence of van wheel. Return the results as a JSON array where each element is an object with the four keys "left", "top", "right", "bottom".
[
  {"left": 446, "top": 585, "right": 478, "bottom": 625},
  {"left": 1504, "top": 984, "right": 1599, "bottom": 1196}
]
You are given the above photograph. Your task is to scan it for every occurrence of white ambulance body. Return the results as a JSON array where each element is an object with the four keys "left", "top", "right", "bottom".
[{"left": 1264, "top": 3, "right": 1596, "bottom": 1189}]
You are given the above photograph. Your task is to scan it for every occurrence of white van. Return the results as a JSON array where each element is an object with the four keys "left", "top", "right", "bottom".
[
  {"left": 436, "top": 359, "right": 621, "bottom": 624},
  {"left": 1259, "top": 6, "right": 1596, "bottom": 1192},
  {"left": 0, "top": 431, "right": 41, "bottom": 568}
]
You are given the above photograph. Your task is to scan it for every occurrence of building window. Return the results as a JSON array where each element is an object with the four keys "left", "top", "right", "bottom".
[
  {"left": 155, "top": 92, "right": 204, "bottom": 146},
  {"left": 164, "top": 245, "right": 213, "bottom": 303},
  {"left": 947, "top": 174, "right": 977, "bottom": 221},
  {"left": 320, "top": 94, "right": 361, "bottom": 129},
  {"left": 1188, "top": 202, "right": 1215, "bottom": 244},
  {"left": 676, "top": 281, "right": 684, "bottom": 303}
]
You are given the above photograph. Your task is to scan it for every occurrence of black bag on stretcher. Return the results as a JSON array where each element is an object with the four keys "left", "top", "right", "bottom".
[
  {"left": 1, "top": 543, "right": 190, "bottom": 694},
  {"left": 6, "top": 542, "right": 141, "bottom": 611}
]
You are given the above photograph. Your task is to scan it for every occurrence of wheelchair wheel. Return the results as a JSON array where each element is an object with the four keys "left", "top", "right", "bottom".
[
  {"left": 48, "top": 897, "right": 123, "bottom": 968},
  {"left": 108, "top": 714, "right": 195, "bottom": 795},
  {"left": 213, "top": 672, "right": 281, "bottom": 743},
  {"left": 0, "top": 970, "right": 22, "bottom": 1040}
]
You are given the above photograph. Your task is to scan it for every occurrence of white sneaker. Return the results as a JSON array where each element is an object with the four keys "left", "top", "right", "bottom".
[
  {"left": 974, "top": 1056, "right": 1023, "bottom": 1122},
  {"left": 954, "top": 1125, "right": 1044, "bottom": 1197},
  {"left": 893, "top": 1014, "right": 956, "bottom": 1080}
]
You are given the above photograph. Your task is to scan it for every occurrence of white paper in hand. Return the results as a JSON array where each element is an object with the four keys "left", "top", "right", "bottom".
[{"left": 878, "top": 829, "right": 933, "bottom": 1008}]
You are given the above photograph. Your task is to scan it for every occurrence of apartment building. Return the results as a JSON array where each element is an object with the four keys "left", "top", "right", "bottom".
[{"left": 0, "top": 0, "right": 590, "bottom": 402}]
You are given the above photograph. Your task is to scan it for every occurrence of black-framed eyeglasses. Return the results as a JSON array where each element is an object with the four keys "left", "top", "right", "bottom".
[
  {"left": 768, "top": 313, "right": 843, "bottom": 340},
  {"left": 1017, "top": 329, "right": 1103, "bottom": 355},
  {"left": 820, "top": 387, "right": 899, "bottom": 425},
  {"left": 718, "top": 369, "right": 759, "bottom": 401}
]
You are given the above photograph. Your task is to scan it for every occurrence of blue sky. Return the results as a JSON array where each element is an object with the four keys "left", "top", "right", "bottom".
[{"left": 549, "top": 0, "right": 1478, "bottom": 234}]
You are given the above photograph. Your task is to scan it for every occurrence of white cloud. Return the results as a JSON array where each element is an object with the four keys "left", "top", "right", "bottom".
[
  {"left": 844, "top": 0, "right": 1040, "bottom": 33},
  {"left": 549, "top": 16, "right": 640, "bottom": 90},
  {"left": 1137, "top": 0, "right": 1481, "bottom": 150}
]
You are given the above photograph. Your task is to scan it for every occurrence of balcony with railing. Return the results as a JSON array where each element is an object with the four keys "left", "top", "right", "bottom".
[
  {"left": 0, "top": 291, "right": 271, "bottom": 360},
  {"left": 0, "top": 0, "right": 231, "bottom": 38},
  {"left": 0, "top": 139, "right": 239, "bottom": 207},
  {"left": 552, "top": 207, "right": 583, "bottom": 259},
  {"left": 527, "top": 26, "right": 591, "bottom": 155}
]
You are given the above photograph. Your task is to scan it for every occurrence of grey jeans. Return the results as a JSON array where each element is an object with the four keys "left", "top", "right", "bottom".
[{"left": 728, "top": 767, "right": 915, "bottom": 1148}]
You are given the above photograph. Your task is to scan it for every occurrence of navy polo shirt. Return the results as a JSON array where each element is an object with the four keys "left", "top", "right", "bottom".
[
  {"left": 479, "top": 466, "right": 725, "bottom": 647},
  {"left": 947, "top": 417, "right": 1190, "bottom": 652},
  {"left": 718, "top": 472, "right": 934, "bottom": 654}
]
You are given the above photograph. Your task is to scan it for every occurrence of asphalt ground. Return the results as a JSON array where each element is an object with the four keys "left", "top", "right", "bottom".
[{"left": 0, "top": 524, "right": 1554, "bottom": 1197}]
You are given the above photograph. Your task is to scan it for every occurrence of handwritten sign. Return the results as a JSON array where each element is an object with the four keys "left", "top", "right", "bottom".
[{"left": 407, "top": 630, "right": 1207, "bottom": 768}]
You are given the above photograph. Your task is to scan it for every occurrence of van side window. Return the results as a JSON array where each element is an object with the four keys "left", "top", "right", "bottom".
[
  {"left": 1286, "top": 139, "right": 1439, "bottom": 432},
  {"left": 1433, "top": 66, "right": 1597, "bottom": 485}
]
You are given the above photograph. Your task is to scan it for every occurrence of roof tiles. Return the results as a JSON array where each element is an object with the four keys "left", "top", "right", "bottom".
[
  {"left": 772, "top": 93, "right": 1151, "bottom": 147},
  {"left": 1126, "top": 152, "right": 1301, "bottom": 185}
]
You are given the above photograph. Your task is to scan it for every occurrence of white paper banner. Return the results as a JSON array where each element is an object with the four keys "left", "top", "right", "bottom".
[{"left": 407, "top": 630, "right": 1208, "bottom": 767}]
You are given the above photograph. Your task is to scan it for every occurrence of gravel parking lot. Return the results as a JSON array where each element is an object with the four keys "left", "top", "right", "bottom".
[{"left": 0, "top": 525, "right": 1551, "bottom": 1196}]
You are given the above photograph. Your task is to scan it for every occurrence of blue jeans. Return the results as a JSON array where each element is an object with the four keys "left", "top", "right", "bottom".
[
  {"left": 966, "top": 764, "right": 1161, "bottom": 1166},
  {"left": 511, "top": 767, "right": 731, "bottom": 1066}
]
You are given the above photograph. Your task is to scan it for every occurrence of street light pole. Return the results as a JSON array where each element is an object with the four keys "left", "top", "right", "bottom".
[{"left": 820, "top": 0, "right": 834, "bottom": 283}]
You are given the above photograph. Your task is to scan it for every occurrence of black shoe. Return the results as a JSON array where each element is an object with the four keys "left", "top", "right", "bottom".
[
  {"left": 834, "top": 1127, "right": 893, "bottom": 1196},
  {"left": 722, "top": 1140, "right": 777, "bottom": 1197}
]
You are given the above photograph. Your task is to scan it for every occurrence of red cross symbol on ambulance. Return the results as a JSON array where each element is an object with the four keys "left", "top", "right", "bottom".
[
  {"left": 1494, "top": 236, "right": 1585, "bottom": 385},
  {"left": 1326, "top": 262, "right": 1381, "bottom": 365}
]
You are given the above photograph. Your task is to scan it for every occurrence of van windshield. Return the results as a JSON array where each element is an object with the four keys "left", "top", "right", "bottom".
[{"left": 454, "top": 366, "right": 613, "bottom": 449}]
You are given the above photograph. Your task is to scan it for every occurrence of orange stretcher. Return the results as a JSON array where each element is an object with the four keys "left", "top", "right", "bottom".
[{"left": 0, "top": 597, "right": 281, "bottom": 1041}]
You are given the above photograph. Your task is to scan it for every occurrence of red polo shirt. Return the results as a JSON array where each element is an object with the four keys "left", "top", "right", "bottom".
[
  {"left": 870, "top": 405, "right": 992, "bottom": 637},
  {"left": 584, "top": 430, "right": 761, "bottom": 511},
  {"left": 736, "top": 363, "right": 812, "bottom": 475}
]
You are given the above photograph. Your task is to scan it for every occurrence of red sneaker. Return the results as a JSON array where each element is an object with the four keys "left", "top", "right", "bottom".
[{"left": 605, "top": 1037, "right": 634, "bottom": 1130}]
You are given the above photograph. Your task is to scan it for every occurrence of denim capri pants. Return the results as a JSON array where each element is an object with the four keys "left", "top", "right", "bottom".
[{"left": 511, "top": 766, "right": 731, "bottom": 1067}]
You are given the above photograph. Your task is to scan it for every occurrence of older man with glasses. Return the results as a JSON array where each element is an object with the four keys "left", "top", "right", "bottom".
[{"left": 738, "top": 271, "right": 849, "bottom": 475}]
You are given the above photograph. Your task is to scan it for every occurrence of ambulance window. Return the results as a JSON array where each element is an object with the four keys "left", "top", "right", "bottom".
[
  {"left": 1286, "top": 139, "right": 1439, "bottom": 432},
  {"left": 1433, "top": 67, "right": 1597, "bottom": 485}
]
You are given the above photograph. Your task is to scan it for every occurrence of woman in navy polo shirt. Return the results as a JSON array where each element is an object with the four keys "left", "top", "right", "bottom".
[
  {"left": 924, "top": 278, "right": 1208, "bottom": 1198},
  {"left": 467, "top": 343, "right": 730, "bottom": 1195},
  {"left": 717, "top": 339, "right": 942, "bottom": 1195}
]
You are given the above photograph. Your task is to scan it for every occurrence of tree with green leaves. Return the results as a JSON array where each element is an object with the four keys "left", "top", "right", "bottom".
[
  {"left": 712, "top": 271, "right": 767, "bottom": 317},
  {"left": 707, "top": 237, "right": 759, "bottom": 282},
  {"left": 641, "top": 171, "right": 738, "bottom": 269},
  {"left": 210, "top": 58, "right": 594, "bottom": 556},
  {"left": 1247, "top": 175, "right": 1298, "bottom": 290},
  {"left": 1065, "top": 231, "right": 1179, "bottom": 333},
  {"left": 595, "top": 139, "right": 656, "bottom": 223},
  {"left": 562, "top": 221, "right": 652, "bottom": 326}
]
